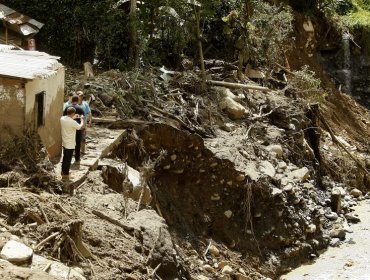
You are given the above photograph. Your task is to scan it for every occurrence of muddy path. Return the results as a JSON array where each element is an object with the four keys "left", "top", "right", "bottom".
[{"left": 281, "top": 199, "right": 370, "bottom": 280}]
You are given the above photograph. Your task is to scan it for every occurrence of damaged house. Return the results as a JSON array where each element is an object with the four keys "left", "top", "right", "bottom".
[
  {"left": 0, "top": 4, "right": 43, "bottom": 48},
  {"left": 0, "top": 45, "right": 65, "bottom": 159}
]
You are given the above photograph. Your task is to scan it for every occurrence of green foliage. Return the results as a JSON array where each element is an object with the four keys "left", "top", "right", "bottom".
[
  {"left": 247, "top": 1, "right": 294, "bottom": 67},
  {"left": 290, "top": 66, "right": 327, "bottom": 103}
]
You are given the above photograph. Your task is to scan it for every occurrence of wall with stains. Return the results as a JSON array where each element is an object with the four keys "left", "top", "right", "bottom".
[
  {"left": 0, "top": 77, "right": 25, "bottom": 144},
  {"left": 25, "top": 66, "right": 65, "bottom": 159}
]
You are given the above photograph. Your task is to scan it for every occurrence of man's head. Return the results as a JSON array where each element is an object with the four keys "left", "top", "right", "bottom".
[
  {"left": 77, "top": 91, "right": 84, "bottom": 103},
  {"left": 67, "top": 106, "right": 76, "bottom": 116},
  {"left": 67, "top": 92, "right": 73, "bottom": 102},
  {"left": 71, "top": 95, "right": 79, "bottom": 104}
]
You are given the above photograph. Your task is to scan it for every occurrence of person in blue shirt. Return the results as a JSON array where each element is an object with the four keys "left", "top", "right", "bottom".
[{"left": 77, "top": 91, "right": 92, "bottom": 154}]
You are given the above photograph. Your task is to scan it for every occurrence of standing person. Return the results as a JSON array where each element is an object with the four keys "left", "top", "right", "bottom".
[
  {"left": 63, "top": 95, "right": 85, "bottom": 163},
  {"left": 77, "top": 91, "right": 92, "bottom": 154},
  {"left": 60, "top": 107, "right": 84, "bottom": 180},
  {"left": 63, "top": 92, "right": 74, "bottom": 111}
]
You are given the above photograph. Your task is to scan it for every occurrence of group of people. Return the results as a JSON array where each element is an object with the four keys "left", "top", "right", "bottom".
[{"left": 60, "top": 91, "right": 92, "bottom": 180}]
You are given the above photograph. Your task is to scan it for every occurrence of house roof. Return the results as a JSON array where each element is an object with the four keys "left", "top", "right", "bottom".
[
  {"left": 0, "top": 4, "right": 44, "bottom": 36},
  {"left": 0, "top": 48, "right": 62, "bottom": 80}
]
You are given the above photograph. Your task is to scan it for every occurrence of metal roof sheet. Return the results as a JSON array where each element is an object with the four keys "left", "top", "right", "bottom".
[
  {"left": 0, "top": 50, "right": 62, "bottom": 80},
  {"left": 0, "top": 4, "right": 44, "bottom": 35}
]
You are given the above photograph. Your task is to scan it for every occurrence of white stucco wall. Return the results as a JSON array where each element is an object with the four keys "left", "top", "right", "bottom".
[{"left": 24, "top": 66, "right": 65, "bottom": 158}]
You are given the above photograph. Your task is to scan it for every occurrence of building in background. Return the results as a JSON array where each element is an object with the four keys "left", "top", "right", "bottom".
[{"left": 0, "top": 4, "right": 43, "bottom": 49}]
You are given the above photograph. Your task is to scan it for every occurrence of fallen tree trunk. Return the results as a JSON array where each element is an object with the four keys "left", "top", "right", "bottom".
[
  {"left": 207, "top": 80, "right": 269, "bottom": 91},
  {"left": 92, "top": 210, "right": 135, "bottom": 234}
]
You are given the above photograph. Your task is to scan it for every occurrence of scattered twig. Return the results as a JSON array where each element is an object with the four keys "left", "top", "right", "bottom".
[
  {"left": 207, "top": 80, "right": 270, "bottom": 91},
  {"left": 150, "top": 263, "right": 162, "bottom": 277},
  {"left": 34, "top": 231, "right": 61, "bottom": 251},
  {"left": 26, "top": 210, "right": 45, "bottom": 225},
  {"left": 54, "top": 203, "right": 72, "bottom": 216},
  {"left": 203, "top": 240, "right": 212, "bottom": 261},
  {"left": 38, "top": 204, "right": 50, "bottom": 224},
  {"left": 92, "top": 209, "right": 135, "bottom": 234},
  {"left": 42, "top": 262, "right": 52, "bottom": 272}
]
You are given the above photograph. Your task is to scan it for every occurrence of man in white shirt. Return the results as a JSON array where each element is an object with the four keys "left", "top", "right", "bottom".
[{"left": 60, "top": 107, "right": 84, "bottom": 180}]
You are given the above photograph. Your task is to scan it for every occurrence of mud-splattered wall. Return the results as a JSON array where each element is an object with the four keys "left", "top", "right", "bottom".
[
  {"left": 24, "top": 67, "right": 65, "bottom": 159},
  {"left": 0, "top": 77, "right": 25, "bottom": 143},
  {"left": 0, "top": 66, "right": 65, "bottom": 159}
]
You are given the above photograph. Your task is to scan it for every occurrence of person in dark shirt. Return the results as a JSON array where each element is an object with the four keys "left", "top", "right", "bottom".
[{"left": 63, "top": 95, "right": 85, "bottom": 163}]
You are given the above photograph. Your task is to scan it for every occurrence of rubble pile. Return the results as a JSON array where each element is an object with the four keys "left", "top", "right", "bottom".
[{"left": 0, "top": 59, "right": 369, "bottom": 279}]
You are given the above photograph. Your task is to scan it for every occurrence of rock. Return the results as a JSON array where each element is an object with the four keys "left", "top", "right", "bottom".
[
  {"left": 325, "top": 212, "right": 338, "bottom": 221},
  {"left": 31, "top": 254, "right": 86, "bottom": 280},
  {"left": 0, "top": 240, "right": 33, "bottom": 264},
  {"left": 259, "top": 161, "right": 276, "bottom": 178},
  {"left": 350, "top": 188, "right": 362, "bottom": 198},
  {"left": 219, "top": 96, "right": 248, "bottom": 120},
  {"left": 196, "top": 276, "right": 210, "bottom": 280},
  {"left": 266, "top": 145, "right": 284, "bottom": 158},
  {"left": 345, "top": 213, "right": 361, "bottom": 223},
  {"left": 283, "top": 183, "right": 294, "bottom": 193},
  {"left": 277, "top": 161, "right": 287, "bottom": 170},
  {"left": 203, "top": 264, "right": 214, "bottom": 273},
  {"left": 0, "top": 259, "right": 58, "bottom": 280},
  {"left": 236, "top": 174, "right": 245, "bottom": 182},
  {"left": 221, "top": 265, "right": 233, "bottom": 274},
  {"left": 245, "top": 66, "right": 265, "bottom": 79},
  {"left": 211, "top": 193, "right": 221, "bottom": 201},
  {"left": 224, "top": 210, "right": 233, "bottom": 219},
  {"left": 208, "top": 245, "right": 220, "bottom": 257},
  {"left": 217, "top": 260, "right": 229, "bottom": 269},
  {"left": 288, "top": 167, "right": 310, "bottom": 182},
  {"left": 127, "top": 210, "right": 185, "bottom": 278},
  {"left": 306, "top": 224, "right": 316, "bottom": 233},
  {"left": 272, "top": 188, "right": 283, "bottom": 197},
  {"left": 333, "top": 187, "right": 346, "bottom": 196},
  {"left": 331, "top": 188, "right": 342, "bottom": 213},
  {"left": 329, "top": 238, "right": 341, "bottom": 247},
  {"left": 329, "top": 226, "right": 346, "bottom": 240},
  {"left": 236, "top": 273, "right": 251, "bottom": 280},
  {"left": 0, "top": 232, "right": 12, "bottom": 250},
  {"left": 245, "top": 162, "right": 260, "bottom": 181}
]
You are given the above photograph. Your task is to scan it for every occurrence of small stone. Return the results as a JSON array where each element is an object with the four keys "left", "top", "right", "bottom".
[
  {"left": 224, "top": 210, "right": 233, "bottom": 219},
  {"left": 329, "top": 238, "right": 341, "bottom": 247},
  {"left": 350, "top": 188, "right": 362, "bottom": 198},
  {"left": 208, "top": 245, "right": 220, "bottom": 257},
  {"left": 306, "top": 224, "right": 316, "bottom": 233},
  {"left": 236, "top": 174, "right": 245, "bottom": 182},
  {"left": 277, "top": 161, "right": 287, "bottom": 170},
  {"left": 210, "top": 162, "right": 218, "bottom": 167},
  {"left": 0, "top": 240, "right": 33, "bottom": 264},
  {"left": 266, "top": 144, "right": 284, "bottom": 158},
  {"left": 288, "top": 167, "right": 310, "bottom": 182},
  {"left": 221, "top": 265, "right": 233, "bottom": 274},
  {"left": 203, "top": 264, "right": 214, "bottom": 273},
  {"left": 218, "top": 260, "right": 229, "bottom": 269},
  {"left": 283, "top": 184, "right": 294, "bottom": 192},
  {"left": 272, "top": 188, "right": 283, "bottom": 197},
  {"left": 345, "top": 213, "right": 361, "bottom": 223},
  {"left": 260, "top": 161, "right": 276, "bottom": 178},
  {"left": 325, "top": 212, "right": 338, "bottom": 221},
  {"left": 235, "top": 273, "right": 250, "bottom": 280},
  {"left": 329, "top": 228, "right": 346, "bottom": 240},
  {"left": 170, "top": 154, "right": 177, "bottom": 161},
  {"left": 211, "top": 194, "right": 221, "bottom": 201}
]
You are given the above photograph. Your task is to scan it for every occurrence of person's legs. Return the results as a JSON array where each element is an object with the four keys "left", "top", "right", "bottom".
[
  {"left": 61, "top": 147, "right": 74, "bottom": 176},
  {"left": 75, "top": 130, "right": 82, "bottom": 162},
  {"left": 80, "top": 128, "right": 86, "bottom": 154}
]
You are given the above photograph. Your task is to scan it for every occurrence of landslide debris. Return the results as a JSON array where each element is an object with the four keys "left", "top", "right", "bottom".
[{"left": 1, "top": 54, "right": 370, "bottom": 280}]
